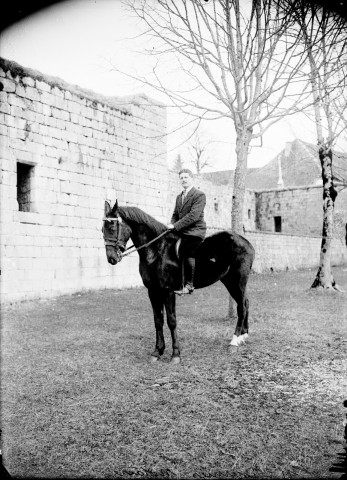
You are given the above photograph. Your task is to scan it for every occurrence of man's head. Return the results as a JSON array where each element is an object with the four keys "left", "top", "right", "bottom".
[{"left": 179, "top": 168, "right": 194, "bottom": 190}]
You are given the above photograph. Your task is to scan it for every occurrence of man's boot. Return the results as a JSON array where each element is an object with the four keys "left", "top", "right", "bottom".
[{"left": 175, "top": 257, "right": 195, "bottom": 295}]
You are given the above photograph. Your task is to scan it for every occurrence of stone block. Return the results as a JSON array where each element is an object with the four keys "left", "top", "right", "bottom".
[
  {"left": 36, "top": 80, "right": 51, "bottom": 92},
  {"left": 52, "top": 86, "right": 64, "bottom": 98},
  {"left": 21, "top": 109, "right": 36, "bottom": 122},
  {"left": 22, "top": 77, "right": 35, "bottom": 87},
  {"left": 70, "top": 113, "right": 80, "bottom": 124},
  {"left": 0, "top": 124, "right": 8, "bottom": 135},
  {"left": 7, "top": 93, "right": 27, "bottom": 109},
  {"left": 1, "top": 170, "right": 16, "bottom": 185},
  {"left": 54, "top": 96, "right": 67, "bottom": 110},
  {"left": 25, "top": 86, "right": 41, "bottom": 101},
  {"left": 67, "top": 101, "right": 81, "bottom": 115},
  {"left": 10, "top": 105, "right": 23, "bottom": 118},
  {"left": 42, "top": 104, "right": 52, "bottom": 116},
  {"left": 40, "top": 91, "right": 55, "bottom": 106},
  {"left": 2, "top": 78, "right": 16, "bottom": 93}
]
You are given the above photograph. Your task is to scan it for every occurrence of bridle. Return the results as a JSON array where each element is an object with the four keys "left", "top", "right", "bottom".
[
  {"left": 102, "top": 215, "right": 171, "bottom": 262},
  {"left": 102, "top": 216, "right": 128, "bottom": 263}
]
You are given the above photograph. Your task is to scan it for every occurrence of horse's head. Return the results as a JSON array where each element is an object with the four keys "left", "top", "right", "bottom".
[{"left": 102, "top": 200, "right": 132, "bottom": 265}]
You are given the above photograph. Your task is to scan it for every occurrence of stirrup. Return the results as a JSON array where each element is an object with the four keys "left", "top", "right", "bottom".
[{"left": 174, "top": 284, "right": 194, "bottom": 296}]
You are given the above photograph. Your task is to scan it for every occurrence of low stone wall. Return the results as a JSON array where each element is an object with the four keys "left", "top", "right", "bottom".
[{"left": 245, "top": 230, "right": 347, "bottom": 273}]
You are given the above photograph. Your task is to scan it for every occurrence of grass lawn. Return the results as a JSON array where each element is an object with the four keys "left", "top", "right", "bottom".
[{"left": 1, "top": 266, "right": 347, "bottom": 478}]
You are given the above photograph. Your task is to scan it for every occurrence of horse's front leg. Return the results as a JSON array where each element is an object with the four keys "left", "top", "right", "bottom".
[
  {"left": 148, "top": 288, "right": 165, "bottom": 361},
  {"left": 163, "top": 290, "right": 181, "bottom": 364}
]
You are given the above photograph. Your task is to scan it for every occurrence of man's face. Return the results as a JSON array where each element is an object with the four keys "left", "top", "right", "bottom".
[{"left": 179, "top": 172, "right": 194, "bottom": 190}]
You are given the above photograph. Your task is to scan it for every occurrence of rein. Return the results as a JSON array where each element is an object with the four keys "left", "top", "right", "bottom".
[
  {"left": 121, "top": 229, "right": 171, "bottom": 258},
  {"left": 103, "top": 216, "right": 171, "bottom": 260}
]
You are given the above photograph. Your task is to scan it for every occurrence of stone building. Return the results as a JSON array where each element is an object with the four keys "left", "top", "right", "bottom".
[
  {"left": 203, "top": 139, "right": 347, "bottom": 239},
  {"left": 255, "top": 185, "right": 347, "bottom": 240}
]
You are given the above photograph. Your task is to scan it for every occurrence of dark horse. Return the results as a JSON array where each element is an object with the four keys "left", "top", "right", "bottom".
[{"left": 103, "top": 201, "right": 255, "bottom": 364}]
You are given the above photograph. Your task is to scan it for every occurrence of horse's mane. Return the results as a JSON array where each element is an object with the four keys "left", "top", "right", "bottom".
[{"left": 117, "top": 206, "right": 167, "bottom": 236}]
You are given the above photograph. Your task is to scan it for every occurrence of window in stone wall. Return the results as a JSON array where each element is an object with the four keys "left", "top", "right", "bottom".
[
  {"left": 17, "top": 162, "right": 34, "bottom": 212},
  {"left": 274, "top": 216, "right": 282, "bottom": 232},
  {"left": 248, "top": 209, "right": 251, "bottom": 219}
]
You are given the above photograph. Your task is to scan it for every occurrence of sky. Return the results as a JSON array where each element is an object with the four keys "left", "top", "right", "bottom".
[{"left": 0, "top": 0, "right": 342, "bottom": 171}]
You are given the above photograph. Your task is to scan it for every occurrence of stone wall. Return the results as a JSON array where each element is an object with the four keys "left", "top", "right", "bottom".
[
  {"left": 0, "top": 59, "right": 167, "bottom": 302},
  {"left": 246, "top": 231, "right": 346, "bottom": 273},
  {"left": 255, "top": 185, "right": 347, "bottom": 239}
]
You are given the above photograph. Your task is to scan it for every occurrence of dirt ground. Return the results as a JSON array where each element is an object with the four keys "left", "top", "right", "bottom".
[{"left": 1, "top": 266, "right": 347, "bottom": 478}]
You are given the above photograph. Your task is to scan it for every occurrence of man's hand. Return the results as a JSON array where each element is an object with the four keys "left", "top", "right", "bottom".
[{"left": 167, "top": 224, "right": 174, "bottom": 230}]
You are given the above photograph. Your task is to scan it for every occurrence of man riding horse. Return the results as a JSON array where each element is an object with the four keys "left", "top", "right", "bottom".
[
  {"left": 103, "top": 197, "right": 255, "bottom": 361},
  {"left": 168, "top": 168, "right": 206, "bottom": 295}
]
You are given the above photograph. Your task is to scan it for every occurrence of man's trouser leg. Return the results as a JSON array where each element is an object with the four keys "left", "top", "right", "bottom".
[
  {"left": 175, "top": 235, "right": 202, "bottom": 295},
  {"left": 185, "top": 256, "right": 196, "bottom": 289}
]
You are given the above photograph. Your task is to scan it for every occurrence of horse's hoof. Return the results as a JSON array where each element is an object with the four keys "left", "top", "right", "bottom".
[
  {"left": 170, "top": 356, "right": 181, "bottom": 365},
  {"left": 237, "top": 333, "right": 249, "bottom": 345},
  {"left": 229, "top": 334, "right": 239, "bottom": 347},
  {"left": 150, "top": 355, "right": 160, "bottom": 362}
]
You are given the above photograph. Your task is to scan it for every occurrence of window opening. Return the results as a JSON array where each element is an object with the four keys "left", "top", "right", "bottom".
[
  {"left": 274, "top": 216, "right": 282, "bottom": 233},
  {"left": 17, "top": 162, "right": 34, "bottom": 212}
]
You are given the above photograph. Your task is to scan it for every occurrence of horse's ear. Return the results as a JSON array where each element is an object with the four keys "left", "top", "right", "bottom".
[
  {"left": 111, "top": 199, "right": 118, "bottom": 215},
  {"left": 104, "top": 201, "right": 111, "bottom": 217}
]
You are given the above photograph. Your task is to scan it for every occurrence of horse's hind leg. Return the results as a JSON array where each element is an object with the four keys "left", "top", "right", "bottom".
[
  {"left": 221, "top": 275, "right": 249, "bottom": 347},
  {"left": 148, "top": 288, "right": 165, "bottom": 361},
  {"left": 231, "top": 291, "right": 249, "bottom": 346},
  {"left": 234, "top": 296, "right": 249, "bottom": 345}
]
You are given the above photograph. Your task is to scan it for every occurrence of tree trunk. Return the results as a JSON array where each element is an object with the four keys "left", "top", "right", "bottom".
[
  {"left": 311, "top": 146, "right": 339, "bottom": 290},
  {"left": 228, "top": 127, "right": 252, "bottom": 318},
  {"left": 232, "top": 128, "right": 252, "bottom": 233}
]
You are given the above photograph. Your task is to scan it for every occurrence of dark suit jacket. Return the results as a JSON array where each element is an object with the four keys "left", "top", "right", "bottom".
[{"left": 170, "top": 187, "right": 207, "bottom": 239}]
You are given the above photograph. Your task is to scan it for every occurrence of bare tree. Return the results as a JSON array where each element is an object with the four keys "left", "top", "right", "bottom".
[
  {"left": 186, "top": 131, "right": 212, "bottom": 174},
  {"left": 281, "top": 0, "right": 346, "bottom": 290},
  {"left": 123, "top": 0, "right": 312, "bottom": 233}
]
